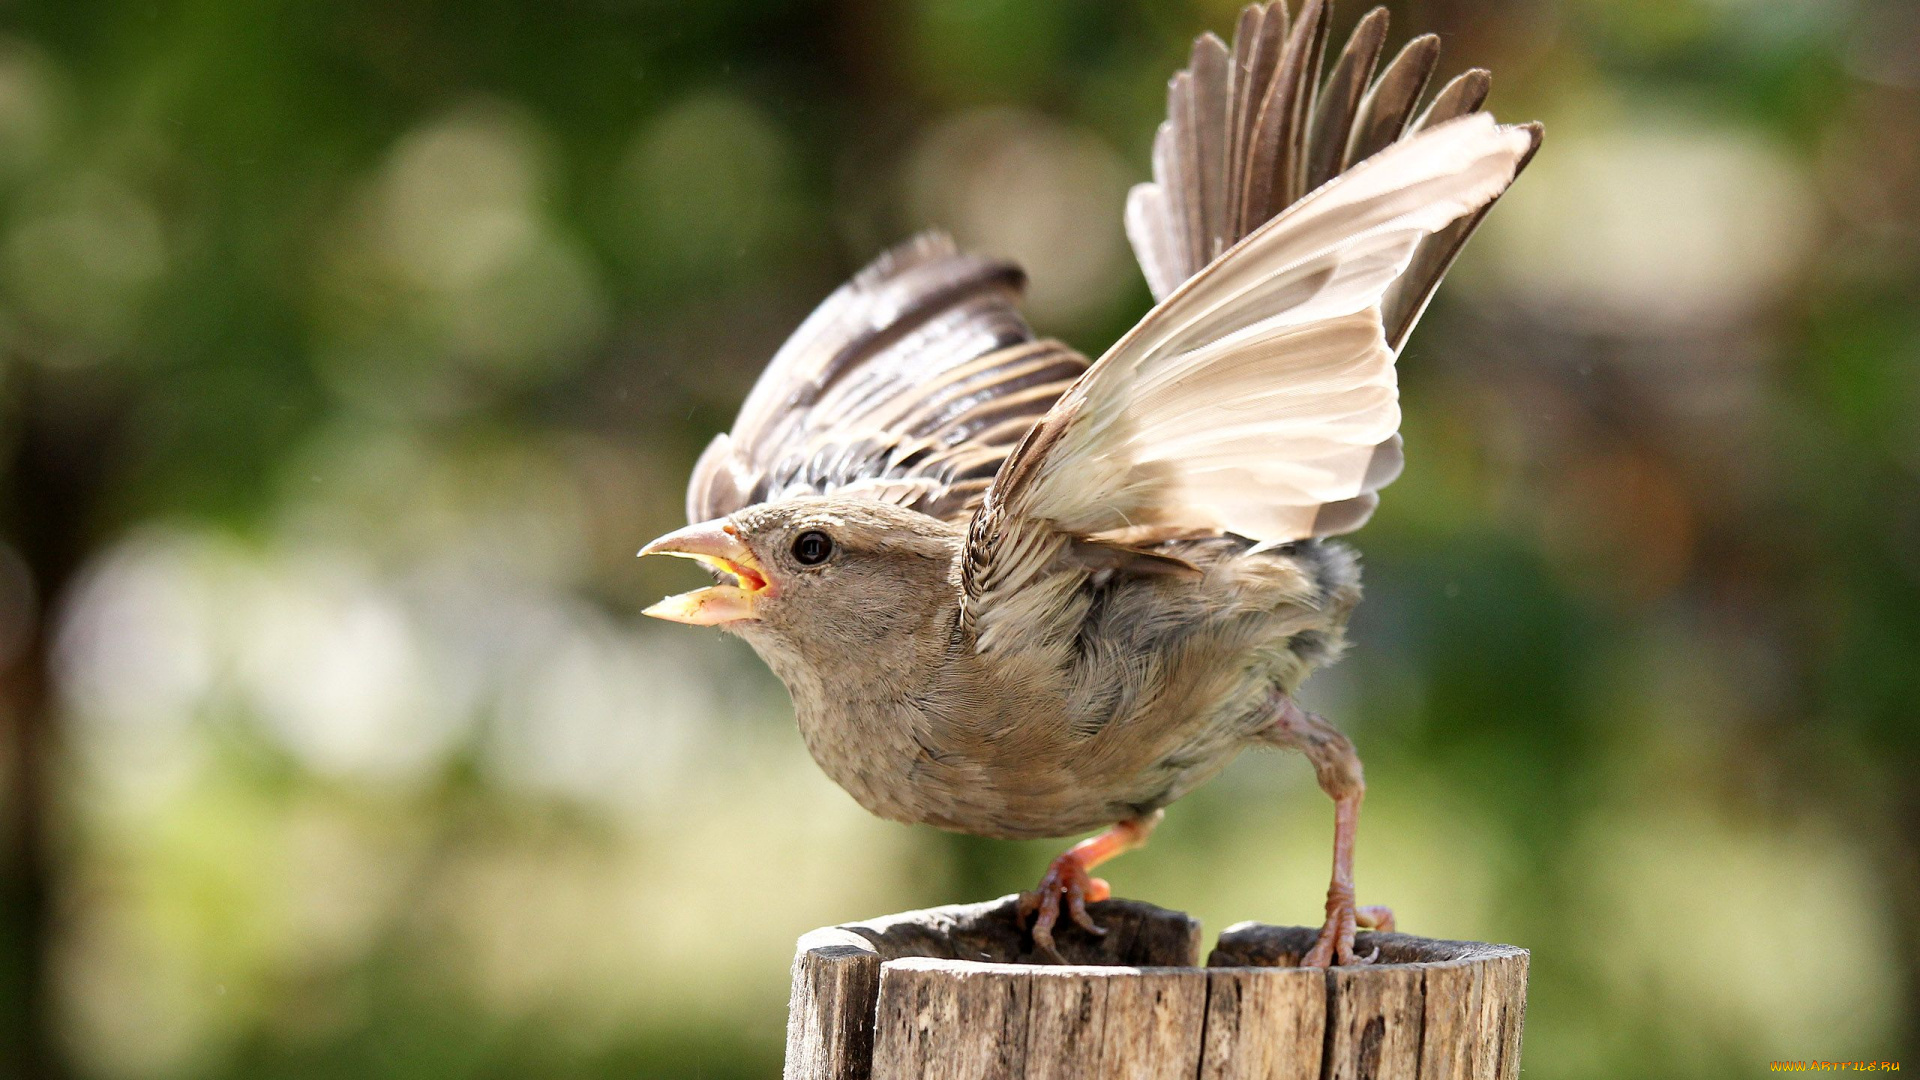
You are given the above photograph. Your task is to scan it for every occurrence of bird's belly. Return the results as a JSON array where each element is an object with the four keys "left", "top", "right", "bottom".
[{"left": 791, "top": 685, "right": 1262, "bottom": 841}]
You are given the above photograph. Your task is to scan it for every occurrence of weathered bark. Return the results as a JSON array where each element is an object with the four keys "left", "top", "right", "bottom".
[{"left": 786, "top": 895, "right": 1527, "bottom": 1080}]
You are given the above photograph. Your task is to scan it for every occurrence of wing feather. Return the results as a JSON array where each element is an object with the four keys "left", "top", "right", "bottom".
[
  {"left": 685, "top": 233, "right": 1088, "bottom": 524},
  {"left": 1342, "top": 34, "right": 1441, "bottom": 168},
  {"left": 1306, "top": 7, "right": 1389, "bottom": 192},
  {"left": 965, "top": 115, "right": 1536, "bottom": 644},
  {"left": 1123, "top": 3, "right": 1533, "bottom": 325},
  {"left": 1383, "top": 71, "right": 1537, "bottom": 350}
]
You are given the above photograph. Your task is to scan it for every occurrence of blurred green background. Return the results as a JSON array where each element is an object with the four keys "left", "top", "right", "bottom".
[{"left": 1, "top": 0, "right": 1916, "bottom": 1077}]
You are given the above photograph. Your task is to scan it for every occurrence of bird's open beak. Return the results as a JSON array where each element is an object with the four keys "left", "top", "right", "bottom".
[{"left": 637, "top": 520, "right": 771, "bottom": 625}]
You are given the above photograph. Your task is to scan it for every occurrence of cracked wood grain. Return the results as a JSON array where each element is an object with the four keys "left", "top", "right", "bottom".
[{"left": 784, "top": 895, "right": 1527, "bottom": 1080}]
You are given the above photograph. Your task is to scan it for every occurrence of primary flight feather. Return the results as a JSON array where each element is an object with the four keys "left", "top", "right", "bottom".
[{"left": 642, "top": 0, "right": 1539, "bottom": 965}]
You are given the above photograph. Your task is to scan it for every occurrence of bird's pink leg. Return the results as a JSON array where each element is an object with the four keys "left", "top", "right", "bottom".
[
  {"left": 1260, "top": 696, "right": 1394, "bottom": 967},
  {"left": 1017, "top": 810, "right": 1161, "bottom": 962}
]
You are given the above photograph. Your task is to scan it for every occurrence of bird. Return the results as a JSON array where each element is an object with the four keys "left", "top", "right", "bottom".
[{"left": 639, "top": 0, "right": 1539, "bottom": 967}]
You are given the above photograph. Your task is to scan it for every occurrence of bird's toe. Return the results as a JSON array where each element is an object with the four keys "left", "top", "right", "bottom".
[{"left": 1020, "top": 852, "right": 1110, "bottom": 959}]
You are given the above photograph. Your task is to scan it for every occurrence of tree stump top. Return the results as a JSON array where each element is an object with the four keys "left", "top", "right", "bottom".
[
  {"left": 795, "top": 894, "right": 1204, "bottom": 969},
  {"left": 785, "top": 895, "right": 1528, "bottom": 1080}
]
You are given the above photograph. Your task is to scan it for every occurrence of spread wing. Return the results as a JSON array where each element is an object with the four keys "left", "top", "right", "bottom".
[
  {"left": 685, "top": 232, "right": 1088, "bottom": 524},
  {"left": 1124, "top": 0, "right": 1525, "bottom": 351},
  {"left": 965, "top": 112, "right": 1538, "bottom": 646},
  {"left": 1113, "top": 1, "right": 1538, "bottom": 550}
]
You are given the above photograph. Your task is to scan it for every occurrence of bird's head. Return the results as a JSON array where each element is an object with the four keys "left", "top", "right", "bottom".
[{"left": 638, "top": 497, "right": 962, "bottom": 664}]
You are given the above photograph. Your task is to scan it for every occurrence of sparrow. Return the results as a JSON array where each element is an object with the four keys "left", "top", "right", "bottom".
[{"left": 640, "top": 0, "right": 1539, "bottom": 966}]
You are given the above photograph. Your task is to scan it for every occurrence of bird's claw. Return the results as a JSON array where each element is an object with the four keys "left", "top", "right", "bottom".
[
  {"left": 1301, "top": 891, "right": 1395, "bottom": 968},
  {"left": 1016, "top": 853, "right": 1111, "bottom": 962}
]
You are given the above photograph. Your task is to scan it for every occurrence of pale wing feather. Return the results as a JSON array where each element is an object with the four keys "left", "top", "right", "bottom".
[
  {"left": 1125, "top": 3, "right": 1538, "bottom": 354},
  {"left": 1124, "top": 114, "right": 1531, "bottom": 370},
  {"left": 965, "top": 116, "right": 1534, "bottom": 644},
  {"left": 1121, "top": 2, "right": 1541, "bottom": 555},
  {"left": 1032, "top": 311, "right": 1395, "bottom": 541}
]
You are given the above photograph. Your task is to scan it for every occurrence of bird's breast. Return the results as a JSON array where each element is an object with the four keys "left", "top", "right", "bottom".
[{"left": 780, "top": 654, "right": 1259, "bottom": 840}]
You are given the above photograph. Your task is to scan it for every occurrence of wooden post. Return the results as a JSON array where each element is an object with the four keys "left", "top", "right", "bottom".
[{"left": 784, "top": 895, "right": 1527, "bottom": 1080}]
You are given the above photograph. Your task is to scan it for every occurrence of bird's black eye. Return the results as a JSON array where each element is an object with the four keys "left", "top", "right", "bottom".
[{"left": 791, "top": 530, "right": 833, "bottom": 566}]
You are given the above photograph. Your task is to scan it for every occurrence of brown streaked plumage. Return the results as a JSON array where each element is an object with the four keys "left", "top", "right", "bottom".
[{"left": 641, "top": 1, "right": 1540, "bottom": 966}]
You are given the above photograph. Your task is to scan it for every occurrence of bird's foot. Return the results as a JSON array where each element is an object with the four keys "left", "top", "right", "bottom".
[
  {"left": 1016, "top": 852, "right": 1111, "bottom": 963},
  {"left": 1301, "top": 888, "right": 1395, "bottom": 968}
]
